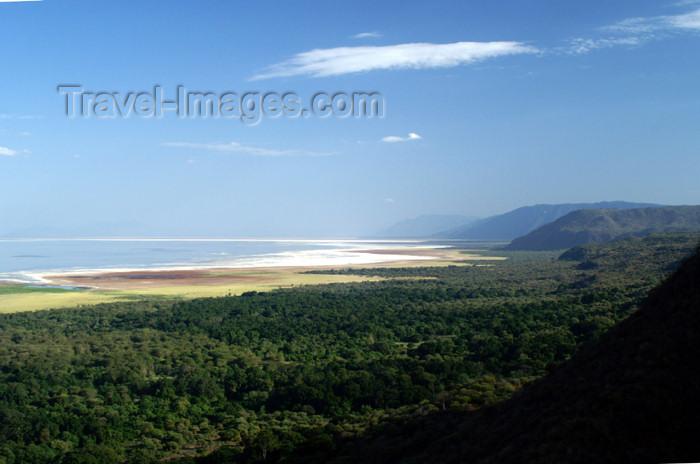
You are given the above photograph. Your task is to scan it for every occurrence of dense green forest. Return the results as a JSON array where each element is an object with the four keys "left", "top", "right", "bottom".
[
  {"left": 333, "top": 236, "right": 700, "bottom": 463},
  {"left": 0, "top": 233, "right": 698, "bottom": 463}
]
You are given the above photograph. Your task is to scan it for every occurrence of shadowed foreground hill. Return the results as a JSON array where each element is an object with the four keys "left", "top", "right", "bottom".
[
  {"left": 331, "top": 244, "right": 700, "bottom": 464},
  {"left": 506, "top": 205, "right": 700, "bottom": 250}
]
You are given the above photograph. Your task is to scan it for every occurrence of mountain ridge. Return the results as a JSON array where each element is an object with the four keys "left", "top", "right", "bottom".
[
  {"left": 506, "top": 205, "right": 700, "bottom": 250},
  {"left": 438, "top": 201, "right": 661, "bottom": 240}
]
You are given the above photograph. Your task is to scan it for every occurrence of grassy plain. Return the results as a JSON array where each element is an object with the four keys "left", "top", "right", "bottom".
[
  {"left": 0, "top": 271, "right": 380, "bottom": 313},
  {"left": 0, "top": 248, "right": 502, "bottom": 313}
]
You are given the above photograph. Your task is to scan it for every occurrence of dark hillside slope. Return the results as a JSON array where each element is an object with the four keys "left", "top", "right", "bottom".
[
  {"left": 506, "top": 205, "right": 700, "bottom": 250},
  {"left": 332, "top": 244, "right": 700, "bottom": 463},
  {"left": 442, "top": 201, "right": 659, "bottom": 240}
]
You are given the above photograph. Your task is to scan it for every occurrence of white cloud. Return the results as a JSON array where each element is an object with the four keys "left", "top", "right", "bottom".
[
  {"left": 568, "top": 6, "right": 700, "bottom": 54},
  {"left": 251, "top": 41, "right": 538, "bottom": 79},
  {"left": 0, "top": 146, "right": 18, "bottom": 156},
  {"left": 605, "top": 17, "right": 664, "bottom": 35},
  {"left": 163, "top": 141, "right": 329, "bottom": 157},
  {"left": 670, "top": 8, "right": 700, "bottom": 29},
  {"left": 352, "top": 31, "right": 381, "bottom": 39},
  {"left": 0, "top": 113, "right": 44, "bottom": 119},
  {"left": 381, "top": 133, "right": 422, "bottom": 143},
  {"left": 605, "top": 7, "right": 700, "bottom": 34},
  {"left": 567, "top": 36, "right": 644, "bottom": 54}
]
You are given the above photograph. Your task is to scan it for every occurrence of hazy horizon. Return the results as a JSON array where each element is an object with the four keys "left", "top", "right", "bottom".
[{"left": 0, "top": 201, "right": 677, "bottom": 239}]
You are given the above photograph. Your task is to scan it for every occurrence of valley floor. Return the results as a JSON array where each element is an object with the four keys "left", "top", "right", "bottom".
[{"left": 0, "top": 247, "right": 497, "bottom": 313}]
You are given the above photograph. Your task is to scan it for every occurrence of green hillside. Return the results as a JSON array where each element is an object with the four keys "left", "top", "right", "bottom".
[{"left": 506, "top": 205, "right": 700, "bottom": 250}]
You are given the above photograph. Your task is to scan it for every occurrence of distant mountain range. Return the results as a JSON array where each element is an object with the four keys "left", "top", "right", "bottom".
[
  {"left": 373, "top": 215, "right": 480, "bottom": 238},
  {"left": 506, "top": 205, "right": 700, "bottom": 250},
  {"left": 439, "top": 201, "right": 661, "bottom": 240}
]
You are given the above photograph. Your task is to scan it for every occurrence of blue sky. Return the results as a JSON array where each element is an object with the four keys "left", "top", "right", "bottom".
[{"left": 1, "top": 0, "right": 699, "bottom": 237}]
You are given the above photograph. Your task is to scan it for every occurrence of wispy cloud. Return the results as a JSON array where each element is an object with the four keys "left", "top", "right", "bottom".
[
  {"left": 251, "top": 41, "right": 538, "bottom": 79},
  {"left": 0, "top": 146, "right": 18, "bottom": 156},
  {"left": 675, "top": 0, "right": 700, "bottom": 7},
  {"left": 605, "top": 17, "right": 665, "bottom": 35},
  {"left": 607, "top": 8, "right": 700, "bottom": 33},
  {"left": 669, "top": 8, "right": 700, "bottom": 29},
  {"left": 567, "top": 6, "right": 700, "bottom": 54},
  {"left": 381, "top": 133, "right": 421, "bottom": 143},
  {"left": 567, "top": 36, "right": 644, "bottom": 54},
  {"left": 163, "top": 141, "right": 330, "bottom": 157},
  {"left": 0, "top": 113, "right": 45, "bottom": 119},
  {"left": 352, "top": 31, "right": 381, "bottom": 39}
]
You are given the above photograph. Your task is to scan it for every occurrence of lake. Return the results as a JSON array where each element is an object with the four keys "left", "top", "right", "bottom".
[{"left": 0, "top": 238, "right": 434, "bottom": 284}]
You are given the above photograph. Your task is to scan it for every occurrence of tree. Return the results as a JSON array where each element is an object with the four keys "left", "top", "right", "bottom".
[{"left": 254, "top": 429, "right": 279, "bottom": 460}]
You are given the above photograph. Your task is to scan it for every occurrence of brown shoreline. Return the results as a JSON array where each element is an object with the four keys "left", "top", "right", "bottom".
[
  {"left": 1, "top": 247, "right": 501, "bottom": 313},
  {"left": 46, "top": 269, "right": 270, "bottom": 290},
  {"left": 42, "top": 248, "right": 456, "bottom": 291}
]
